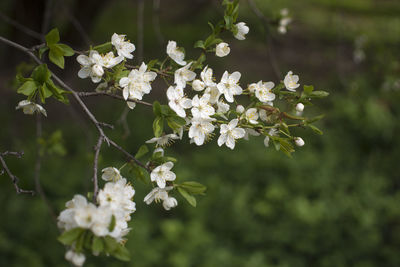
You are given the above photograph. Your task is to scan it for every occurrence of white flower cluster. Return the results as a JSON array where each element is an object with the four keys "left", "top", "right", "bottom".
[
  {"left": 278, "top": 8, "right": 292, "bottom": 34},
  {"left": 58, "top": 167, "right": 135, "bottom": 266},
  {"left": 77, "top": 33, "right": 134, "bottom": 83},
  {"left": 144, "top": 160, "right": 178, "bottom": 211},
  {"left": 119, "top": 62, "right": 157, "bottom": 109}
]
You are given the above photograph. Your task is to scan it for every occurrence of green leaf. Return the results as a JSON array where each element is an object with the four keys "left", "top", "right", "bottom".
[
  {"left": 224, "top": 15, "right": 233, "bottom": 29},
  {"left": 38, "top": 85, "right": 46, "bottom": 103},
  {"left": 32, "top": 64, "right": 51, "bottom": 84},
  {"left": 167, "top": 115, "right": 186, "bottom": 132},
  {"left": 179, "top": 181, "right": 207, "bottom": 195},
  {"left": 147, "top": 59, "right": 158, "bottom": 69},
  {"left": 57, "top": 228, "right": 84, "bottom": 245},
  {"left": 309, "top": 91, "right": 329, "bottom": 98},
  {"left": 194, "top": 40, "right": 205, "bottom": 49},
  {"left": 42, "top": 83, "right": 53, "bottom": 98},
  {"left": 153, "top": 101, "right": 162, "bottom": 117},
  {"left": 309, "top": 124, "right": 323, "bottom": 135},
  {"left": 113, "top": 245, "right": 131, "bottom": 261},
  {"left": 135, "top": 145, "right": 149, "bottom": 159},
  {"left": 93, "top": 42, "right": 112, "bottom": 53},
  {"left": 128, "top": 163, "right": 150, "bottom": 184},
  {"left": 153, "top": 116, "right": 164, "bottom": 137},
  {"left": 38, "top": 46, "right": 49, "bottom": 59},
  {"left": 75, "top": 230, "right": 87, "bottom": 252},
  {"left": 108, "top": 215, "right": 116, "bottom": 232},
  {"left": 49, "top": 44, "right": 65, "bottom": 69},
  {"left": 178, "top": 187, "right": 197, "bottom": 207},
  {"left": 45, "top": 28, "right": 60, "bottom": 45},
  {"left": 17, "top": 80, "right": 37, "bottom": 96},
  {"left": 103, "top": 236, "right": 118, "bottom": 253},
  {"left": 306, "top": 114, "right": 325, "bottom": 124},
  {"left": 92, "top": 236, "right": 104, "bottom": 254},
  {"left": 58, "top": 44, "right": 74, "bottom": 56},
  {"left": 303, "top": 85, "right": 314, "bottom": 94}
]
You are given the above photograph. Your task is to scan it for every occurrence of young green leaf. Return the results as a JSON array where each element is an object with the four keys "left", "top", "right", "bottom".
[
  {"left": 135, "top": 145, "right": 149, "bottom": 159},
  {"left": 91, "top": 236, "right": 104, "bottom": 255},
  {"left": 49, "top": 44, "right": 65, "bottom": 69},
  {"left": 179, "top": 181, "right": 207, "bottom": 195},
  {"left": 153, "top": 116, "right": 164, "bottom": 137},
  {"left": 32, "top": 64, "right": 51, "bottom": 84},
  {"left": 112, "top": 245, "right": 131, "bottom": 261},
  {"left": 178, "top": 187, "right": 197, "bottom": 207},
  {"left": 57, "top": 228, "right": 84, "bottom": 245},
  {"left": 45, "top": 28, "right": 60, "bottom": 45},
  {"left": 17, "top": 80, "right": 37, "bottom": 96},
  {"left": 58, "top": 44, "right": 75, "bottom": 56}
]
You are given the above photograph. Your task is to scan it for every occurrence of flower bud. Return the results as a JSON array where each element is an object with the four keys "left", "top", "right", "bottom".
[
  {"left": 296, "top": 103, "right": 304, "bottom": 112},
  {"left": 215, "top": 42, "right": 230, "bottom": 57},
  {"left": 192, "top": 79, "right": 205, "bottom": 91},
  {"left": 92, "top": 64, "right": 104, "bottom": 77},
  {"left": 236, "top": 105, "right": 245, "bottom": 114},
  {"left": 294, "top": 137, "right": 305, "bottom": 147}
]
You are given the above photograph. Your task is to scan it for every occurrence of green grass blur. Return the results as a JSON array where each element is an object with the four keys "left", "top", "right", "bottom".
[{"left": 0, "top": 0, "right": 400, "bottom": 266}]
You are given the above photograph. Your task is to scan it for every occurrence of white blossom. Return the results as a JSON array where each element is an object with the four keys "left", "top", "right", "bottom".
[
  {"left": 294, "top": 137, "right": 305, "bottom": 147},
  {"left": 167, "top": 40, "right": 186, "bottom": 66},
  {"left": 65, "top": 250, "right": 86, "bottom": 267},
  {"left": 120, "top": 62, "right": 157, "bottom": 102},
  {"left": 236, "top": 105, "right": 245, "bottom": 114},
  {"left": 245, "top": 108, "right": 259, "bottom": 124},
  {"left": 192, "top": 79, "right": 205, "bottom": 91},
  {"left": 101, "top": 167, "right": 122, "bottom": 181},
  {"left": 144, "top": 186, "right": 178, "bottom": 211},
  {"left": 217, "top": 101, "right": 230, "bottom": 115},
  {"left": 216, "top": 42, "right": 230, "bottom": 57},
  {"left": 204, "top": 85, "right": 221, "bottom": 104},
  {"left": 296, "top": 103, "right": 304, "bottom": 112},
  {"left": 189, "top": 117, "right": 215, "bottom": 146},
  {"left": 244, "top": 128, "right": 260, "bottom": 141},
  {"left": 200, "top": 66, "right": 216, "bottom": 87},
  {"left": 217, "top": 71, "right": 243, "bottom": 103},
  {"left": 150, "top": 162, "right": 176, "bottom": 188},
  {"left": 234, "top": 22, "right": 249, "bottom": 40},
  {"left": 278, "top": 9, "right": 292, "bottom": 35},
  {"left": 146, "top": 133, "right": 180, "bottom": 147},
  {"left": 163, "top": 197, "right": 178, "bottom": 210},
  {"left": 167, "top": 86, "right": 192, "bottom": 118},
  {"left": 263, "top": 128, "right": 278, "bottom": 147},
  {"left": 253, "top": 81, "right": 276, "bottom": 103},
  {"left": 174, "top": 62, "right": 196, "bottom": 89},
  {"left": 111, "top": 33, "right": 136, "bottom": 59},
  {"left": 77, "top": 50, "right": 105, "bottom": 83},
  {"left": 217, "top": 119, "right": 246, "bottom": 149},
  {"left": 191, "top": 94, "right": 215, "bottom": 119},
  {"left": 16, "top": 100, "right": 47, "bottom": 117},
  {"left": 284, "top": 71, "right": 300, "bottom": 91},
  {"left": 101, "top": 52, "right": 123, "bottom": 68}
]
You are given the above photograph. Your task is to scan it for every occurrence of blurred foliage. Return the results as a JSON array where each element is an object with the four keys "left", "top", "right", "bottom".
[{"left": 1, "top": 0, "right": 400, "bottom": 266}]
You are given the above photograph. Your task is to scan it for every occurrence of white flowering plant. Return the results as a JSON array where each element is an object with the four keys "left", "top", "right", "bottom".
[{"left": 0, "top": 0, "right": 329, "bottom": 265}]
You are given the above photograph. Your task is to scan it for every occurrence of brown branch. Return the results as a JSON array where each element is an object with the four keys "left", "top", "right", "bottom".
[
  {"left": 0, "top": 36, "right": 150, "bottom": 176},
  {"left": 77, "top": 91, "right": 153, "bottom": 107},
  {"left": 152, "top": 0, "right": 165, "bottom": 45},
  {"left": 0, "top": 151, "right": 34, "bottom": 195},
  {"left": 108, "top": 139, "right": 150, "bottom": 172},
  {"left": 92, "top": 136, "right": 104, "bottom": 202}
]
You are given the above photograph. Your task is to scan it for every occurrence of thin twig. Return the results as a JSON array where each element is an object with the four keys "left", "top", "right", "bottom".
[
  {"left": 0, "top": 11, "right": 43, "bottom": 40},
  {"left": 0, "top": 36, "right": 149, "bottom": 175},
  {"left": 108, "top": 139, "right": 150, "bottom": 172},
  {"left": 92, "top": 136, "right": 104, "bottom": 202},
  {"left": 77, "top": 91, "right": 153, "bottom": 107},
  {"left": 0, "top": 151, "right": 34, "bottom": 195}
]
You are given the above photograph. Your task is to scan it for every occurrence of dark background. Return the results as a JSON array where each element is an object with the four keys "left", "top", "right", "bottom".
[{"left": 1, "top": 0, "right": 400, "bottom": 266}]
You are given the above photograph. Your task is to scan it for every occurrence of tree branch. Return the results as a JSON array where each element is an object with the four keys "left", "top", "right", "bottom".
[
  {"left": 0, "top": 151, "right": 34, "bottom": 195},
  {"left": 92, "top": 136, "right": 104, "bottom": 202},
  {"left": 0, "top": 11, "right": 43, "bottom": 40},
  {"left": 76, "top": 91, "right": 152, "bottom": 107}
]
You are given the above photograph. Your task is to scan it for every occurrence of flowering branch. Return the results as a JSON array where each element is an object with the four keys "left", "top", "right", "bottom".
[{"left": 0, "top": 151, "right": 34, "bottom": 195}]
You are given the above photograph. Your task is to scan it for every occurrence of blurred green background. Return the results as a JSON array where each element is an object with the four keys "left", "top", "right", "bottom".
[{"left": 1, "top": 0, "right": 400, "bottom": 266}]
